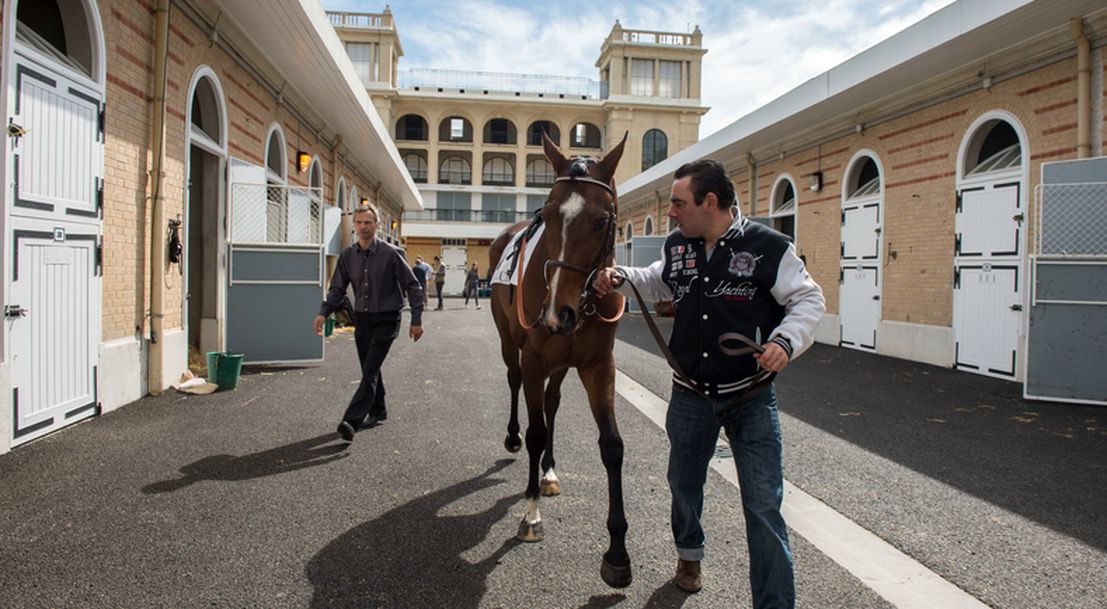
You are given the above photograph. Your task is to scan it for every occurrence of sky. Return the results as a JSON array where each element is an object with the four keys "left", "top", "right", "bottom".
[{"left": 318, "top": 0, "right": 956, "bottom": 138}]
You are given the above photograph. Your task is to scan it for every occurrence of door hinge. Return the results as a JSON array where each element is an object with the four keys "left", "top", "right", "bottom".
[
  {"left": 4, "top": 305, "right": 27, "bottom": 318},
  {"left": 954, "top": 267, "right": 961, "bottom": 288},
  {"left": 839, "top": 268, "right": 844, "bottom": 283},
  {"left": 96, "top": 177, "right": 104, "bottom": 218},
  {"left": 954, "top": 234, "right": 961, "bottom": 256},
  {"left": 95, "top": 240, "right": 103, "bottom": 276},
  {"left": 98, "top": 106, "right": 105, "bottom": 141},
  {"left": 955, "top": 191, "right": 962, "bottom": 212}
]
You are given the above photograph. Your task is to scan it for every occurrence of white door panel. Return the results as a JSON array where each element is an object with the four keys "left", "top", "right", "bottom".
[
  {"left": 841, "top": 201, "right": 880, "bottom": 261},
  {"left": 840, "top": 267, "right": 879, "bottom": 351},
  {"left": 957, "top": 184, "right": 1021, "bottom": 257},
  {"left": 953, "top": 265, "right": 1020, "bottom": 377},
  {"left": 442, "top": 246, "right": 468, "bottom": 294}
]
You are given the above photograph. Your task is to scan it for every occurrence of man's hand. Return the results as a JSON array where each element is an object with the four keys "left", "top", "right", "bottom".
[
  {"left": 754, "top": 342, "right": 789, "bottom": 372},
  {"left": 410, "top": 325, "right": 424, "bottom": 342},
  {"left": 591, "top": 267, "right": 624, "bottom": 298},
  {"left": 313, "top": 314, "right": 326, "bottom": 336}
]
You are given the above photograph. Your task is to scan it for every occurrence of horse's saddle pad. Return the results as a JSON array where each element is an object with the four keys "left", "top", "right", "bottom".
[{"left": 491, "top": 223, "right": 545, "bottom": 287}]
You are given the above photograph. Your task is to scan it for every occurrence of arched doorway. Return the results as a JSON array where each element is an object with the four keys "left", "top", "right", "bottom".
[
  {"left": 954, "top": 112, "right": 1028, "bottom": 379},
  {"left": 185, "top": 67, "right": 228, "bottom": 358},
  {"left": 4, "top": 0, "right": 106, "bottom": 445},
  {"left": 839, "top": 151, "right": 884, "bottom": 352}
]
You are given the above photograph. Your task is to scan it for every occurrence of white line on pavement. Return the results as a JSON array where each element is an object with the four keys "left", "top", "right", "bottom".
[{"left": 614, "top": 370, "right": 992, "bottom": 609}]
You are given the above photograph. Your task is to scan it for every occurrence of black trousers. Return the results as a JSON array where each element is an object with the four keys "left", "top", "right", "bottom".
[
  {"left": 435, "top": 281, "right": 444, "bottom": 309},
  {"left": 341, "top": 311, "right": 400, "bottom": 426}
]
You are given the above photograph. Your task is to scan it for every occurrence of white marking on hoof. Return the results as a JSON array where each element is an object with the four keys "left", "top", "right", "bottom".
[
  {"left": 524, "top": 497, "right": 542, "bottom": 524},
  {"left": 540, "top": 469, "right": 562, "bottom": 496}
]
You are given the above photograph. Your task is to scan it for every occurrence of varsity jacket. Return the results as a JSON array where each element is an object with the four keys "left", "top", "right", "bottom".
[{"left": 618, "top": 210, "right": 825, "bottom": 398}]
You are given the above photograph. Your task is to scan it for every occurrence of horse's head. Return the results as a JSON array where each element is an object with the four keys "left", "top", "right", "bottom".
[{"left": 537, "top": 131, "right": 626, "bottom": 335}]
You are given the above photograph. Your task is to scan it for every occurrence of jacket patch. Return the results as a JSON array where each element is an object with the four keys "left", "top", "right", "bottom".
[{"left": 728, "top": 251, "right": 761, "bottom": 278}]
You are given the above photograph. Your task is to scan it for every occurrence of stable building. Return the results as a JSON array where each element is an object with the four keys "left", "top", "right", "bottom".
[
  {"left": 329, "top": 10, "right": 708, "bottom": 294},
  {"left": 617, "top": 0, "right": 1107, "bottom": 398},
  {"left": 0, "top": 0, "right": 420, "bottom": 453}
]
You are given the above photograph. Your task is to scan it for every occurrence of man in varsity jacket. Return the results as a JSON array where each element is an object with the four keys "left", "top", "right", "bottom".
[{"left": 593, "top": 159, "right": 824, "bottom": 608}]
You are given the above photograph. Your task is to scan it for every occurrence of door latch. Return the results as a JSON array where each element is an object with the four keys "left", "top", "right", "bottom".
[
  {"left": 4, "top": 305, "right": 27, "bottom": 318},
  {"left": 1012, "top": 212, "right": 1025, "bottom": 223},
  {"left": 1010, "top": 304, "right": 1023, "bottom": 311},
  {"left": 7, "top": 119, "right": 27, "bottom": 141}
]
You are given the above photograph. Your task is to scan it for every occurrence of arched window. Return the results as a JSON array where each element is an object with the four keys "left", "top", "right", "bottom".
[
  {"left": 189, "top": 73, "right": 224, "bottom": 150},
  {"left": 644, "top": 216, "right": 654, "bottom": 235},
  {"left": 570, "top": 122, "right": 602, "bottom": 148},
  {"left": 336, "top": 177, "right": 346, "bottom": 212},
  {"left": 525, "top": 158, "right": 554, "bottom": 187},
  {"left": 309, "top": 158, "right": 323, "bottom": 197},
  {"left": 965, "top": 120, "right": 1021, "bottom": 178},
  {"left": 624, "top": 221, "right": 634, "bottom": 243},
  {"left": 265, "top": 124, "right": 286, "bottom": 182},
  {"left": 16, "top": 0, "right": 96, "bottom": 78},
  {"left": 439, "top": 156, "right": 471, "bottom": 185},
  {"left": 483, "top": 157, "right": 514, "bottom": 185},
  {"left": 438, "top": 116, "right": 472, "bottom": 142},
  {"left": 846, "top": 156, "right": 881, "bottom": 200},
  {"left": 403, "top": 152, "right": 428, "bottom": 183},
  {"left": 642, "top": 129, "right": 668, "bottom": 171},
  {"left": 349, "top": 186, "right": 360, "bottom": 210},
  {"left": 770, "top": 177, "right": 797, "bottom": 241},
  {"left": 483, "top": 118, "right": 517, "bottom": 144},
  {"left": 528, "top": 121, "right": 560, "bottom": 146},
  {"left": 395, "top": 114, "right": 428, "bottom": 141}
]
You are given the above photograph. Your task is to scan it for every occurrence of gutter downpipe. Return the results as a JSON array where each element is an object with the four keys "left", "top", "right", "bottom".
[
  {"left": 1072, "top": 18, "right": 1091, "bottom": 159},
  {"left": 747, "top": 152, "right": 757, "bottom": 216},
  {"left": 148, "top": 0, "right": 170, "bottom": 395}
]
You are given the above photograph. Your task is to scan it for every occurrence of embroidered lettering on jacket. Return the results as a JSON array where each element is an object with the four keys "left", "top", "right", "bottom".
[
  {"left": 728, "top": 251, "right": 762, "bottom": 278},
  {"left": 706, "top": 280, "right": 758, "bottom": 301},
  {"left": 669, "top": 277, "right": 698, "bottom": 303}
]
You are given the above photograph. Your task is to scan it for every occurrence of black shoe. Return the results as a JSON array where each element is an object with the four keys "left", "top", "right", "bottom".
[
  {"left": 363, "top": 411, "right": 388, "bottom": 428},
  {"left": 337, "top": 421, "right": 356, "bottom": 442}
]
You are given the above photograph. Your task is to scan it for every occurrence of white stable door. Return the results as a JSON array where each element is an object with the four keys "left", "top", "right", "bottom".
[
  {"left": 442, "top": 245, "right": 468, "bottom": 295},
  {"left": 953, "top": 265, "right": 1021, "bottom": 377},
  {"left": 839, "top": 198, "right": 881, "bottom": 351}
]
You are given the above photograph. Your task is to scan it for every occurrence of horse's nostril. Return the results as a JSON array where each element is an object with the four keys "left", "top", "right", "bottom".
[{"left": 558, "top": 306, "right": 577, "bottom": 330}]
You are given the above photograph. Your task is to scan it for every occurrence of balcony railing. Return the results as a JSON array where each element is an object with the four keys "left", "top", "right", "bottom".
[
  {"left": 621, "top": 29, "right": 697, "bottom": 46},
  {"left": 404, "top": 209, "right": 532, "bottom": 224},
  {"left": 327, "top": 11, "right": 394, "bottom": 30},
  {"left": 400, "top": 68, "right": 603, "bottom": 99}
]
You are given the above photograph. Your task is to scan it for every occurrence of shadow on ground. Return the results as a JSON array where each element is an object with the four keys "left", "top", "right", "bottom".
[
  {"left": 306, "top": 458, "right": 521, "bottom": 609},
  {"left": 142, "top": 433, "right": 348, "bottom": 494}
]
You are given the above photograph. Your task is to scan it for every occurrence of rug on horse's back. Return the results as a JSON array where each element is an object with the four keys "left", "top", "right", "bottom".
[{"left": 491, "top": 223, "right": 546, "bottom": 287}]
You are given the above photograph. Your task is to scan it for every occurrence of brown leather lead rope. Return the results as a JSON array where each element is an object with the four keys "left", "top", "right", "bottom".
[{"left": 616, "top": 272, "right": 776, "bottom": 409}]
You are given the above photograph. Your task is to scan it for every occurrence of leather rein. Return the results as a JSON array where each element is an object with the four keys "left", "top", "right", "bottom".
[{"left": 515, "top": 175, "right": 626, "bottom": 331}]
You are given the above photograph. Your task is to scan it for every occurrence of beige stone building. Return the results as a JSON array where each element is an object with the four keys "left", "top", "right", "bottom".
[
  {"left": 0, "top": 0, "right": 419, "bottom": 453},
  {"left": 618, "top": 0, "right": 1107, "bottom": 394},
  {"left": 329, "top": 9, "right": 708, "bottom": 294}
]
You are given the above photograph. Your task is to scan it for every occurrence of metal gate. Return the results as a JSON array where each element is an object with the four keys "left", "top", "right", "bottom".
[
  {"left": 226, "top": 159, "right": 324, "bottom": 364},
  {"left": 7, "top": 47, "right": 103, "bottom": 445},
  {"left": 953, "top": 180, "right": 1024, "bottom": 378},
  {"left": 1026, "top": 158, "right": 1107, "bottom": 405},
  {"left": 839, "top": 198, "right": 881, "bottom": 351}
]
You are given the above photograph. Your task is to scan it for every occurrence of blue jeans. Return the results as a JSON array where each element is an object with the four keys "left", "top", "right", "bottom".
[{"left": 667, "top": 383, "right": 794, "bottom": 609}]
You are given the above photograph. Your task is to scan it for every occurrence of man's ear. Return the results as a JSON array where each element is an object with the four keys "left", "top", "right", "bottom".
[{"left": 703, "top": 191, "right": 718, "bottom": 209}]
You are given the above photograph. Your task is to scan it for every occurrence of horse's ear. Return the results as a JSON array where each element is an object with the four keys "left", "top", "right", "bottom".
[
  {"left": 595, "top": 131, "right": 628, "bottom": 181},
  {"left": 543, "top": 132, "right": 569, "bottom": 175}
]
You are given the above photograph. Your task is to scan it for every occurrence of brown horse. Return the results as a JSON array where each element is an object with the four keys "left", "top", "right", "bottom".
[{"left": 488, "top": 133, "right": 631, "bottom": 587}]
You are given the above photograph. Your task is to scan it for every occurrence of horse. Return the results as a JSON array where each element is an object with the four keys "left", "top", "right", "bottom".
[{"left": 488, "top": 133, "right": 631, "bottom": 588}]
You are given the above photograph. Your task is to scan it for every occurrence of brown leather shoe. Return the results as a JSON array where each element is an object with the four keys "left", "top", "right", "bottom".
[{"left": 674, "top": 559, "right": 702, "bottom": 593}]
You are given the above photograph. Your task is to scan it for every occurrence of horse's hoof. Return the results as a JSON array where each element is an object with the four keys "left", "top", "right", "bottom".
[
  {"left": 601, "top": 558, "right": 633, "bottom": 588},
  {"left": 504, "top": 434, "right": 522, "bottom": 453},
  {"left": 517, "top": 519, "right": 545, "bottom": 542},
  {"left": 540, "top": 478, "right": 562, "bottom": 496}
]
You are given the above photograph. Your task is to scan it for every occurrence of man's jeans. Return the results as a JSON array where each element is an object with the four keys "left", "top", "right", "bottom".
[
  {"left": 341, "top": 311, "right": 400, "bottom": 427},
  {"left": 667, "top": 383, "right": 795, "bottom": 609}
]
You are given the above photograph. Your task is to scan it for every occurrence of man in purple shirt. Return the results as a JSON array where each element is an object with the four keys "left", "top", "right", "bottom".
[{"left": 314, "top": 205, "right": 424, "bottom": 442}]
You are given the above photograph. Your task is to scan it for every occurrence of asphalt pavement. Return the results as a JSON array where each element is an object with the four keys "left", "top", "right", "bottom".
[{"left": 0, "top": 302, "right": 1103, "bottom": 608}]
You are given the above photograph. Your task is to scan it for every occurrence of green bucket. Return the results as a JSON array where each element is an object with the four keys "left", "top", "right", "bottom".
[
  {"left": 324, "top": 316, "right": 336, "bottom": 337},
  {"left": 205, "top": 351, "right": 245, "bottom": 390}
]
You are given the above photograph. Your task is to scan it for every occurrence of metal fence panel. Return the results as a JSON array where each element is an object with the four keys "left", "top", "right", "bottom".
[{"left": 231, "top": 183, "right": 324, "bottom": 246}]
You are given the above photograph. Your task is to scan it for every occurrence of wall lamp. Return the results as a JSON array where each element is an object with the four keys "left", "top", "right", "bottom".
[
  {"left": 807, "top": 171, "right": 823, "bottom": 192},
  {"left": 360, "top": 197, "right": 369, "bottom": 206},
  {"left": 296, "top": 151, "right": 311, "bottom": 173}
]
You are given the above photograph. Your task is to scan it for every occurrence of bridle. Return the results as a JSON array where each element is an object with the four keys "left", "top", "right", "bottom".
[{"left": 516, "top": 174, "right": 626, "bottom": 332}]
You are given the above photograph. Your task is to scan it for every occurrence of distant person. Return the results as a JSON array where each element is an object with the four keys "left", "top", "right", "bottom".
[
  {"left": 313, "top": 204, "right": 424, "bottom": 442},
  {"left": 464, "top": 262, "right": 481, "bottom": 310},
  {"left": 432, "top": 255, "right": 446, "bottom": 310},
  {"left": 412, "top": 255, "right": 433, "bottom": 294}
]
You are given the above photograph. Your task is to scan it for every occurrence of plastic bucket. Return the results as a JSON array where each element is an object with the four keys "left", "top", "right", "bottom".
[
  {"left": 324, "top": 316, "right": 336, "bottom": 337},
  {"left": 205, "top": 351, "right": 245, "bottom": 390}
]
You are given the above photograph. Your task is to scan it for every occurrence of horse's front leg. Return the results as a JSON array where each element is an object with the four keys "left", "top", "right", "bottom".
[
  {"left": 540, "top": 367, "right": 568, "bottom": 496},
  {"left": 517, "top": 347, "right": 548, "bottom": 542},
  {"left": 579, "top": 356, "right": 631, "bottom": 588},
  {"left": 501, "top": 342, "right": 523, "bottom": 453}
]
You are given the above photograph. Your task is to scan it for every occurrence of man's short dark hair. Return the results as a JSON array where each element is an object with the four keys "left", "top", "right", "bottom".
[{"left": 674, "top": 159, "right": 736, "bottom": 209}]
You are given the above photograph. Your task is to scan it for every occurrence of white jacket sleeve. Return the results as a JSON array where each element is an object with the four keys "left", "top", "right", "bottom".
[
  {"left": 769, "top": 243, "right": 825, "bottom": 360},
  {"left": 615, "top": 243, "right": 673, "bottom": 303}
]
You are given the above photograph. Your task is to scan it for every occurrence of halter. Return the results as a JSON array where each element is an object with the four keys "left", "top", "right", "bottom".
[{"left": 516, "top": 174, "right": 625, "bottom": 332}]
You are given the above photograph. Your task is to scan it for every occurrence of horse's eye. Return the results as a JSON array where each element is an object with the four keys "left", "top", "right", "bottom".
[{"left": 593, "top": 217, "right": 608, "bottom": 232}]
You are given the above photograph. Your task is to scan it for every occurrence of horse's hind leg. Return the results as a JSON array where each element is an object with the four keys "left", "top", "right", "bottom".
[
  {"left": 539, "top": 368, "right": 568, "bottom": 496},
  {"left": 501, "top": 343, "right": 523, "bottom": 453},
  {"left": 517, "top": 347, "right": 548, "bottom": 543},
  {"left": 579, "top": 358, "right": 632, "bottom": 588}
]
